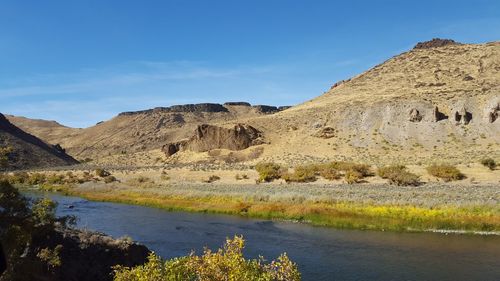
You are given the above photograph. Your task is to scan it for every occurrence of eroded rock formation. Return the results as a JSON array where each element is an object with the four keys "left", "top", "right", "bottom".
[
  {"left": 454, "top": 107, "right": 472, "bottom": 125},
  {"left": 409, "top": 108, "right": 423, "bottom": 122},
  {"left": 433, "top": 106, "right": 448, "bottom": 122},
  {"left": 414, "top": 38, "right": 460, "bottom": 49},
  {"left": 163, "top": 124, "right": 264, "bottom": 157},
  {"left": 488, "top": 103, "right": 499, "bottom": 123}
]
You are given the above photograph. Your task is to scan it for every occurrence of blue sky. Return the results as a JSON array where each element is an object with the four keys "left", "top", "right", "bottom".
[{"left": 1, "top": 0, "right": 499, "bottom": 128}]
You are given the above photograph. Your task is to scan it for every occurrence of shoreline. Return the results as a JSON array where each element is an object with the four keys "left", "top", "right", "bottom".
[{"left": 50, "top": 181, "right": 499, "bottom": 235}]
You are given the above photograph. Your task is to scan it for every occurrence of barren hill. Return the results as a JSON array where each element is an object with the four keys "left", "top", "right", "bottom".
[
  {"left": 0, "top": 113, "right": 78, "bottom": 170},
  {"left": 242, "top": 39, "right": 500, "bottom": 165},
  {"left": 8, "top": 103, "right": 288, "bottom": 160}
]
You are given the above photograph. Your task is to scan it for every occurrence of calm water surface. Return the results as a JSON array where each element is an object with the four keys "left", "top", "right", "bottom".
[{"left": 26, "top": 191, "right": 500, "bottom": 281}]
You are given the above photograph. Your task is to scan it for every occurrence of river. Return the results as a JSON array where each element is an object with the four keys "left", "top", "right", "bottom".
[{"left": 26, "top": 191, "right": 500, "bottom": 281}]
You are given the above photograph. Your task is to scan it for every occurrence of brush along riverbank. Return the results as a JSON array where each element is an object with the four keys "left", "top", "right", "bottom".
[{"left": 58, "top": 181, "right": 500, "bottom": 234}]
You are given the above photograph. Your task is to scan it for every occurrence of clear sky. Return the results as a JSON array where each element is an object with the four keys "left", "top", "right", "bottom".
[{"left": 1, "top": 0, "right": 499, "bottom": 128}]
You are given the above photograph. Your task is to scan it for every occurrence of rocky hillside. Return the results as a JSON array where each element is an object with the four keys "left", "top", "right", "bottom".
[
  {"left": 0, "top": 113, "right": 78, "bottom": 170},
  {"left": 5, "top": 39, "right": 499, "bottom": 166},
  {"left": 8, "top": 103, "right": 288, "bottom": 160},
  {"left": 244, "top": 39, "right": 500, "bottom": 165}
]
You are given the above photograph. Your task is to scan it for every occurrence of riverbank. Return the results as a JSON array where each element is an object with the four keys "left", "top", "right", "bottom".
[{"left": 60, "top": 181, "right": 499, "bottom": 234}]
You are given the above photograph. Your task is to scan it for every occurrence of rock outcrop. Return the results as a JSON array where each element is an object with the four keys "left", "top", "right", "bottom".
[
  {"left": 9, "top": 227, "right": 149, "bottom": 281},
  {"left": 488, "top": 103, "right": 499, "bottom": 123},
  {"left": 433, "top": 107, "right": 448, "bottom": 122},
  {"left": 163, "top": 124, "right": 264, "bottom": 156},
  {"left": 119, "top": 103, "right": 229, "bottom": 116},
  {"left": 224, "top": 102, "right": 251, "bottom": 107},
  {"left": 414, "top": 38, "right": 460, "bottom": 49},
  {"left": 409, "top": 108, "right": 423, "bottom": 122},
  {"left": 454, "top": 107, "right": 472, "bottom": 125},
  {"left": 253, "top": 105, "right": 279, "bottom": 114}
]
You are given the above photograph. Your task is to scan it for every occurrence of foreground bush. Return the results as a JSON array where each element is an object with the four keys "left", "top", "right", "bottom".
[
  {"left": 255, "top": 162, "right": 285, "bottom": 182},
  {"left": 480, "top": 158, "right": 497, "bottom": 170},
  {"left": 377, "top": 165, "right": 420, "bottom": 186},
  {"left": 282, "top": 165, "right": 317, "bottom": 183},
  {"left": 0, "top": 181, "right": 75, "bottom": 280},
  {"left": 426, "top": 164, "right": 465, "bottom": 182},
  {"left": 113, "top": 236, "right": 300, "bottom": 281}
]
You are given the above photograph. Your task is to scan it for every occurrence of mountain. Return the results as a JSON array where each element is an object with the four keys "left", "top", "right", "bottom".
[
  {"left": 6, "top": 39, "right": 500, "bottom": 166},
  {"left": 0, "top": 113, "right": 78, "bottom": 170}
]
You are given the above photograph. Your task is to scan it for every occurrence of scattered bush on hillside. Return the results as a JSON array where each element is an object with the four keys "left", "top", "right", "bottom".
[
  {"left": 377, "top": 165, "right": 420, "bottom": 186},
  {"left": 282, "top": 165, "right": 317, "bottom": 183},
  {"left": 0, "top": 146, "right": 13, "bottom": 168},
  {"left": 345, "top": 170, "right": 363, "bottom": 184},
  {"left": 255, "top": 162, "right": 285, "bottom": 182},
  {"left": 318, "top": 165, "right": 342, "bottom": 180},
  {"left": 426, "top": 164, "right": 465, "bottom": 182},
  {"left": 95, "top": 168, "right": 111, "bottom": 177},
  {"left": 113, "top": 236, "right": 300, "bottom": 281},
  {"left": 104, "top": 176, "right": 117, "bottom": 183},
  {"left": 203, "top": 175, "right": 221, "bottom": 183},
  {"left": 480, "top": 158, "right": 497, "bottom": 170}
]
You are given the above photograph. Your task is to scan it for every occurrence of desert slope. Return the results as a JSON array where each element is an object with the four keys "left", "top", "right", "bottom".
[
  {"left": 0, "top": 113, "right": 78, "bottom": 170},
  {"left": 243, "top": 40, "right": 500, "bottom": 165}
]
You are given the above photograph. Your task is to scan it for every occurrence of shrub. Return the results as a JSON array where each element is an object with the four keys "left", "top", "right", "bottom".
[
  {"left": 104, "top": 176, "right": 117, "bottom": 183},
  {"left": 480, "top": 158, "right": 497, "bottom": 170},
  {"left": 426, "top": 164, "right": 465, "bottom": 182},
  {"left": 255, "top": 162, "right": 284, "bottom": 182},
  {"left": 46, "top": 174, "right": 66, "bottom": 185},
  {"left": 0, "top": 146, "right": 13, "bottom": 168},
  {"left": 377, "top": 165, "right": 420, "bottom": 186},
  {"left": 282, "top": 165, "right": 317, "bottom": 183},
  {"left": 345, "top": 170, "right": 362, "bottom": 184},
  {"left": 317, "top": 165, "right": 341, "bottom": 180},
  {"left": 203, "top": 175, "right": 221, "bottom": 183},
  {"left": 27, "top": 173, "right": 47, "bottom": 185},
  {"left": 330, "top": 162, "right": 372, "bottom": 176},
  {"left": 377, "top": 165, "right": 406, "bottom": 179},
  {"left": 95, "top": 168, "right": 111, "bottom": 177},
  {"left": 113, "top": 236, "right": 300, "bottom": 281}
]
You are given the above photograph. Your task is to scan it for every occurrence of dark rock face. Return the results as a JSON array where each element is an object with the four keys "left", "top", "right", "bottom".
[
  {"left": 253, "top": 105, "right": 279, "bottom": 114},
  {"left": 8, "top": 228, "right": 149, "bottom": 281},
  {"left": 488, "top": 104, "right": 499, "bottom": 123},
  {"left": 162, "top": 124, "right": 264, "bottom": 156},
  {"left": 277, "top": 106, "right": 292, "bottom": 111},
  {"left": 223, "top": 102, "right": 251, "bottom": 107},
  {"left": 119, "top": 103, "right": 229, "bottom": 116},
  {"left": 409, "top": 108, "right": 423, "bottom": 122},
  {"left": 454, "top": 107, "right": 472, "bottom": 125},
  {"left": 433, "top": 107, "right": 448, "bottom": 122},
  {"left": 163, "top": 143, "right": 181, "bottom": 157},
  {"left": 414, "top": 38, "right": 459, "bottom": 49}
]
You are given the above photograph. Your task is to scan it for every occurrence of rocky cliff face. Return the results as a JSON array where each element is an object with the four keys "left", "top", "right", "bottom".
[
  {"left": 163, "top": 124, "right": 265, "bottom": 156},
  {"left": 6, "top": 227, "right": 149, "bottom": 281},
  {"left": 0, "top": 113, "right": 78, "bottom": 170}
]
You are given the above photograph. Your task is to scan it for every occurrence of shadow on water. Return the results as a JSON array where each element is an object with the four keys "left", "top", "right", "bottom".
[{"left": 26, "top": 191, "right": 500, "bottom": 281}]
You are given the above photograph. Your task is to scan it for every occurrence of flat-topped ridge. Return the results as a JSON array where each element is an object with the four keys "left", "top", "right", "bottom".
[{"left": 119, "top": 102, "right": 291, "bottom": 116}]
